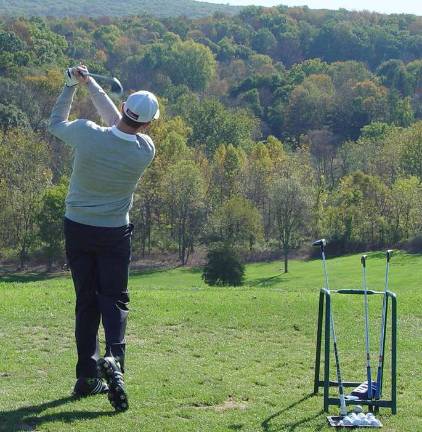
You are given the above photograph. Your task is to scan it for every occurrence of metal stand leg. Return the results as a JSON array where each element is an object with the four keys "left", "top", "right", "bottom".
[{"left": 314, "top": 290, "right": 324, "bottom": 394}]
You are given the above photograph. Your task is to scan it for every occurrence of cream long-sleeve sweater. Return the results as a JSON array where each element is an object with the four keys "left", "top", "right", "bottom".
[{"left": 48, "top": 80, "right": 155, "bottom": 227}]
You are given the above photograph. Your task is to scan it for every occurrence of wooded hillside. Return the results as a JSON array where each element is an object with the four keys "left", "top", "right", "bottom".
[
  {"left": 0, "top": 0, "right": 240, "bottom": 19},
  {"left": 1, "top": 6, "right": 422, "bottom": 269}
]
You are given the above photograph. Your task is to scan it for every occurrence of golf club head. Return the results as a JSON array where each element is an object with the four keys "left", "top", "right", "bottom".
[
  {"left": 110, "top": 77, "right": 124, "bottom": 97},
  {"left": 312, "top": 239, "right": 327, "bottom": 250},
  {"left": 361, "top": 255, "right": 367, "bottom": 267},
  {"left": 386, "top": 249, "right": 393, "bottom": 262}
]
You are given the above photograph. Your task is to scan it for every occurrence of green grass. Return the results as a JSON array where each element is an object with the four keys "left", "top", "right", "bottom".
[{"left": 0, "top": 252, "right": 421, "bottom": 431}]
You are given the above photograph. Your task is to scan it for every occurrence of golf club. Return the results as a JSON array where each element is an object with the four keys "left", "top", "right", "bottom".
[
  {"left": 375, "top": 249, "right": 393, "bottom": 400},
  {"left": 81, "top": 72, "right": 124, "bottom": 96},
  {"left": 361, "top": 255, "right": 373, "bottom": 400},
  {"left": 313, "top": 239, "right": 348, "bottom": 416}
]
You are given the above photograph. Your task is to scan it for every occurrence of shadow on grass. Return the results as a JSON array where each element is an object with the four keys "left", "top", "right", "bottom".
[
  {"left": 0, "top": 271, "right": 68, "bottom": 284},
  {"left": 261, "top": 393, "right": 326, "bottom": 431},
  {"left": 0, "top": 395, "right": 115, "bottom": 432},
  {"left": 181, "top": 266, "right": 203, "bottom": 274},
  {"left": 247, "top": 274, "right": 285, "bottom": 288},
  {"left": 130, "top": 265, "right": 204, "bottom": 279},
  {"left": 130, "top": 264, "right": 183, "bottom": 277}
]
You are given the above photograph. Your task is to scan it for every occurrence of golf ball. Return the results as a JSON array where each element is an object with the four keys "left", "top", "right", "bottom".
[
  {"left": 342, "top": 416, "right": 353, "bottom": 426},
  {"left": 360, "top": 417, "right": 370, "bottom": 426},
  {"left": 352, "top": 418, "right": 362, "bottom": 426},
  {"left": 353, "top": 405, "right": 363, "bottom": 413},
  {"left": 370, "top": 418, "right": 382, "bottom": 427}
]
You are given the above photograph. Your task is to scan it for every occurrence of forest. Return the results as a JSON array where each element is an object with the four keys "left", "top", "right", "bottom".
[
  {"left": 1, "top": 5, "right": 422, "bottom": 270},
  {"left": 0, "top": 0, "right": 241, "bottom": 19}
]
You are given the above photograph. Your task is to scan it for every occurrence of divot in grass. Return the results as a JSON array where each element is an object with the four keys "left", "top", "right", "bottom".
[{"left": 189, "top": 396, "right": 248, "bottom": 413}]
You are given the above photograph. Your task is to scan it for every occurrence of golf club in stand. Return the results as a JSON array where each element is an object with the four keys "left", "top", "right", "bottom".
[
  {"left": 361, "top": 255, "right": 374, "bottom": 400},
  {"left": 313, "top": 239, "right": 348, "bottom": 417},
  {"left": 375, "top": 250, "right": 393, "bottom": 400}
]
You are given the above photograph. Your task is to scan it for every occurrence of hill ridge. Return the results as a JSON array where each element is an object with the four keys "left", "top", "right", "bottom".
[{"left": 0, "top": 0, "right": 242, "bottom": 19}]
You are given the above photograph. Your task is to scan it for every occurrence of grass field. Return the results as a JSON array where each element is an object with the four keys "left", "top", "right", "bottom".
[{"left": 1, "top": 252, "right": 421, "bottom": 431}]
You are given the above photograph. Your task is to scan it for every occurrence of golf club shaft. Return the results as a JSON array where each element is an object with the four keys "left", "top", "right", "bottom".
[
  {"left": 361, "top": 255, "right": 373, "bottom": 400},
  {"left": 330, "top": 305, "right": 348, "bottom": 416},
  {"left": 79, "top": 71, "right": 123, "bottom": 96},
  {"left": 317, "top": 241, "right": 347, "bottom": 416},
  {"left": 375, "top": 250, "right": 392, "bottom": 399},
  {"left": 84, "top": 72, "right": 114, "bottom": 83}
]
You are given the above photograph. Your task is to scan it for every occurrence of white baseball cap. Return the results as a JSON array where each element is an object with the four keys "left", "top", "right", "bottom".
[{"left": 123, "top": 90, "right": 160, "bottom": 123}]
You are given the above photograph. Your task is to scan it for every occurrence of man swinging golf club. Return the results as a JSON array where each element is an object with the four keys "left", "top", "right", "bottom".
[{"left": 48, "top": 65, "right": 159, "bottom": 411}]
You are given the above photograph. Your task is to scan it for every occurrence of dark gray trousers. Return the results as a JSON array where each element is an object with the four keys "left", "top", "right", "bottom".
[{"left": 64, "top": 217, "right": 133, "bottom": 378}]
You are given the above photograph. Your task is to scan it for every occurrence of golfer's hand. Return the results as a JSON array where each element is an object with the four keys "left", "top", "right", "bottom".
[
  {"left": 64, "top": 67, "right": 79, "bottom": 87},
  {"left": 73, "top": 64, "right": 90, "bottom": 84}
]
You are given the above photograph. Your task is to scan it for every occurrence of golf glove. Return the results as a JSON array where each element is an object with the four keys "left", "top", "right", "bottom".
[{"left": 65, "top": 67, "right": 79, "bottom": 87}]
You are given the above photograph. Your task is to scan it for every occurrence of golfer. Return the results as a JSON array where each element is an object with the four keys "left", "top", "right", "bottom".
[{"left": 48, "top": 65, "right": 159, "bottom": 412}]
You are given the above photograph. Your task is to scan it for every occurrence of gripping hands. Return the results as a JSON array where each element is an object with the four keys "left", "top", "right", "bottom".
[{"left": 64, "top": 65, "right": 90, "bottom": 87}]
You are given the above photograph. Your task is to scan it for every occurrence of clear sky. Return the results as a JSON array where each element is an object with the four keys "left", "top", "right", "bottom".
[{"left": 202, "top": 0, "right": 422, "bottom": 15}]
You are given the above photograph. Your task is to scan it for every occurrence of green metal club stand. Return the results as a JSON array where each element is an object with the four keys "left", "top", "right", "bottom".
[{"left": 313, "top": 288, "right": 397, "bottom": 414}]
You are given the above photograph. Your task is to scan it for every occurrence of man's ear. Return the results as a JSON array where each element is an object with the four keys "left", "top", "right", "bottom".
[{"left": 120, "top": 102, "right": 125, "bottom": 114}]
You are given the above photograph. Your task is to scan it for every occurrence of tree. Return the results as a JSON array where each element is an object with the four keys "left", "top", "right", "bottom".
[
  {"left": 183, "top": 98, "right": 258, "bottom": 155},
  {"left": 310, "top": 21, "right": 369, "bottom": 63},
  {"left": 37, "top": 179, "right": 67, "bottom": 271},
  {"left": 328, "top": 61, "right": 372, "bottom": 88},
  {"left": 306, "top": 129, "right": 339, "bottom": 188},
  {"left": 243, "top": 142, "right": 274, "bottom": 238},
  {"left": 0, "top": 129, "right": 51, "bottom": 268},
  {"left": 0, "top": 103, "right": 30, "bottom": 131},
  {"left": 240, "top": 88, "right": 263, "bottom": 116},
  {"left": 252, "top": 28, "right": 277, "bottom": 55},
  {"left": 26, "top": 17, "right": 68, "bottom": 66},
  {"left": 93, "top": 24, "right": 122, "bottom": 51},
  {"left": 165, "top": 40, "right": 216, "bottom": 91},
  {"left": 390, "top": 177, "right": 422, "bottom": 242},
  {"left": 407, "top": 60, "right": 422, "bottom": 119},
  {"left": 400, "top": 121, "right": 422, "bottom": 179},
  {"left": 338, "top": 123, "right": 403, "bottom": 184},
  {"left": 270, "top": 174, "right": 312, "bottom": 273},
  {"left": 332, "top": 79, "right": 389, "bottom": 139},
  {"left": 377, "top": 59, "right": 413, "bottom": 97},
  {"left": 0, "top": 77, "right": 42, "bottom": 132},
  {"left": 323, "top": 172, "right": 390, "bottom": 247},
  {"left": 288, "top": 58, "right": 329, "bottom": 86},
  {"left": 211, "top": 144, "right": 246, "bottom": 205},
  {"left": 208, "top": 197, "right": 263, "bottom": 250},
  {"left": 162, "top": 160, "right": 206, "bottom": 265},
  {"left": 133, "top": 116, "right": 192, "bottom": 257},
  {"left": 0, "top": 30, "right": 29, "bottom": 74},
  {"left": 284, "top": 74, "right": 335, "bottom": 139}
]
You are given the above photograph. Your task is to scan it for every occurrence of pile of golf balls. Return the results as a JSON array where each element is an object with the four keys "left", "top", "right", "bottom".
[{"left": 338, "top": 412, "right": 382, "bottom": 427}]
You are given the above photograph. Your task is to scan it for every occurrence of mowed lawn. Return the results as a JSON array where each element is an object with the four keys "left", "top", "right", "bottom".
[{"left": 0, "top": 252, "right": 421, "bottom": 431}]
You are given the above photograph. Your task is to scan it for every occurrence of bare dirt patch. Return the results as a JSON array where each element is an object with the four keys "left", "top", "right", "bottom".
[{"left": 191, "top": 396, "right": 248, "bottom": 412}]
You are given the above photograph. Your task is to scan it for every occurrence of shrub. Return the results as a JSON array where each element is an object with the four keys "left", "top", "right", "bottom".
[
  {"left": 202, "top": 245, "right": 245, "bottom": 286},
  {"left": 402, "top": 235, "right": 422, "bottom": 253}
]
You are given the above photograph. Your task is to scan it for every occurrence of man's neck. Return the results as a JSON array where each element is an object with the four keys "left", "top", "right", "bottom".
[{"left": 116, "top": 119, "right": 139, "bottom": 135}]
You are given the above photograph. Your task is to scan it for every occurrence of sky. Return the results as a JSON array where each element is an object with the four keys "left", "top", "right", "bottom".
[{"left": 201, "top": 0, "right": 422, "bottom": 15}]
